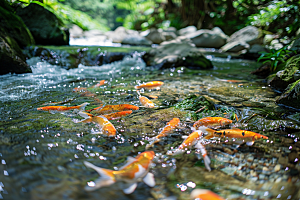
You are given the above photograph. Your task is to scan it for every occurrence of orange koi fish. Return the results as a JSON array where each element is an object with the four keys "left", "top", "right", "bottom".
[
  {"left": 83, "top": 151, "right": 155, "bottom": 194},
  {"left": 92, "top": 104, "right": 139, "bottom": 114},
  {"left": 193, "top": 117, "right": 232, "bottom": 129},
  {"left": 139, "top": 96, "right": 155, "bottom": 108},
  {"left": 73, "top": 87, "right": 88, "bottom": 93},
  {"left": 190, "top": 189, "right": 225, "bottom": 200},
  {"left": 167, "top": 130, "right": 211, "bottom": 171},
  {"left": 135, "top": 81, "right": 164, "bottom": 90},
  {"left": 146, "top": 118, "right": 180, "bottom": 149},
  {"left": 89, "top": 80, "right": 106, "bottom": 88},
  {"left": 37, "top": 102, "right": 89, "bottom": 113},
  {"left": 86, "top": 105, "right": 104, "bottom": 112},
  {"left": 198, "top": 126, "right": 268, "bottom": 146},
  {"left": 103, "top": 110, "right": 133, "bottom": 120},
  {"left": 75, "top": 111, "right": 116, "bottom": 137}
]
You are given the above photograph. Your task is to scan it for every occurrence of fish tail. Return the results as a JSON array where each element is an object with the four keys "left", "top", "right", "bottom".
[
  {"left": 78, "top": 102, "right": 90, "bottom": 111},
  {"left": 83, "top": 161, "right": 115, "bottom": 191},
  {"left": 145, "top": 137, "right": 159, "bottom": 149},
  {"left": 75, "top": 111, "right": 93, "bottom": 123},
  {"left": 197, "top": 126, "right": 215, "bottom": 139},
  {"left": 195, "top": 142, "right": 211, "bottom": 171}
]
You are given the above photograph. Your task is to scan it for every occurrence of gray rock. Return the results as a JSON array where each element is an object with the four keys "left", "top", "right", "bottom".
[
  {"left": 16, "top": 3, "right": 69, "bottom": 45},
  {"left": 121, "top": 35, "right": 152, "bottom": 46},
  {"left": 178, "top": 26, "right": 197, "bottom": 36},
  {"left": 69, "top": 25, "right": 84, "bottom": 38},
  {"left": 227, "top": 26, "right": 261, "bottom": 45},
  {"left": 105, "top": 26, "right": 139, "bottom": 43},
  {"left": 221, "top": 41, "right": 250, "bottom": 52},
  {"left": 142, "top": 36, "right": 213, "bottom": 69},
  {"left": 83, "top": 30, "right": 104, "bottom": 37},
  {"left": 290, "top": 36, "right": 300, "bottom": 51},
  {"left": 185, "top": 27, "right": 228, "bottom": 48},
  {"left": 145, "top": 29, "right": 166, "bottom": 44}
]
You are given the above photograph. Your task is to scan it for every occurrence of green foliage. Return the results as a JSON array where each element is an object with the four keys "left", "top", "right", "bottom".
[
  {"left": 13, "top": 0, "right": 110, "bottom": 31},
  {"left": 257, "top": 46, "right": 294, "bottom": 72},
  {"left": 247, "top": 0, "right": 300, "bottom": 37}
]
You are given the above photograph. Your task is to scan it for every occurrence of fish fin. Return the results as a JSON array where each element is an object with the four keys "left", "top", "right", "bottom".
[
  {"left": 181, "top": 136, "right": 188, "bottom": 139},
  {"left": 118, "top": 157, "right": 137, "bottom": 170},
  {"left": 143, "top": 172, "right": 155, "bottom": 187},
  {"left": 83, "top": 161, "right": 115, "bottom": 191},
  {"left": 78, "top": 111, "right": 93, "bottom": 119},
  {"left": 85, "top": 177, "right": 115, "bottom": 191},
  {"left": 197, "top": 126, "right": 214, "bottom": 140},
  {"left": 78, "top": 102, "right": 90, "bottom": 111},
  {"left": 203, "top": 155, "right": 211, "bottom": 171},
  {"left": 246, "top": 141, "right": 254, "bottom": 146},
  {"left": 123, "top": 183, "right": 137, "bottom": 194},
  {"left": 91, "top": 128, "right": 102, "bottom": 134},
  {"left": 145, "top": 137, "right": 159, "bottom": 149}
]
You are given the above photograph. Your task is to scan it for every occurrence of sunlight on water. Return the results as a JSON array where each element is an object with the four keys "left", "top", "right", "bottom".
[{"left": 0, "top": 53, "right": 145, "bottom": 103}]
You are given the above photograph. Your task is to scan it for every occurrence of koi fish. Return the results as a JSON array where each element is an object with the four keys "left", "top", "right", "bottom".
[
  {"left": 75, "top": 111, "right": 116, "bottom": 137},
  {"left": 73, "top": 87, "right": 88, "bottom": 93},
  {"left": 167, "top": 130, "right": 211, "bottom": 171},
  {"left": 139, "top": 96, "right": 155, "bottom": 108},
  {"left": 190, "top": 189, "right": 225, "bottom": 200},
  {"left": 146, "top": 118, "right": 180, "bottom": 149},
  {"left": 92, "top": 104, "right": 139, "bottom": 114},
  {"left": 37, "top": 102, "right": 89, "bottom": 113},
  {"left": 193, "top": 117, "right": 232, "bottom": 129},
  {"left": 89, "top": 80, "right": 106, "bottom": 88},
  {"left": 135, "top": 81, "right": 164, "bottom": 90},
  {"left": 41, "top": 98, "right": 75, "bottom": 105},
  {"left": 83, "top": 151, "right": 155, "bottom": 194},
  {"left": 103, "top": 110, "right": 133, "bottom": 120},
  {"left": 86, "top": 105, "right": 104, "bottom": 112},
  {"left": 218, "top": 79, "right": 244, "bottom": 83},
  {"left": 198, "top": 126, "right": 268, "bottom": 146}
]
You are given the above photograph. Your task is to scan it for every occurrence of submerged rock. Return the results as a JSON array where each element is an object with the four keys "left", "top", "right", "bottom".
[
  {"left": 16, "top": 3, "right": 69, "bottom": 45},
  {"left": 142, "top": 36, "right": 213, "bottom": 69}
]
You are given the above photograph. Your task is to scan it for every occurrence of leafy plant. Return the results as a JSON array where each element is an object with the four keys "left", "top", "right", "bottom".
[{"left": 257, "top": 46, "right": 294, "bottom": 72}]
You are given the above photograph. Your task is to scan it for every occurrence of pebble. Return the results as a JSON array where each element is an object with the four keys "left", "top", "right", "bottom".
[{"left": 274, "top": 164, "right": 281, "bottom": 172}]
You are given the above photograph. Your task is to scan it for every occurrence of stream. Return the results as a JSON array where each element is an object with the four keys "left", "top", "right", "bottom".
[{"left": 0, "top": 48, "right": 299, "bottom": 200}]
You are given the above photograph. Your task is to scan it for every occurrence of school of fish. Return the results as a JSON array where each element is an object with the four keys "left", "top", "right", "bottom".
[{"left": 36, "top": 80, "right": 268, "bottom": 197}]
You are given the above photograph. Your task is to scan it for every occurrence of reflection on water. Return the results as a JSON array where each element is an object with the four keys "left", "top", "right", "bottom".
[{"left": 0, "top": 53, "right": 299, "bottom": 200}]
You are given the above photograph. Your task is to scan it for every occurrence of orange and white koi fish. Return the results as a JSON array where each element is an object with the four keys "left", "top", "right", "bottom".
[
  {"left": 198, "top": 126, "right": 268, "bottom": 146},
  {"left": 190, "top": 189, "right": 225, "bottom": 200},
  {"left": 89, "top": 80, "right": 106, "bottom": 88},
  {"left": 75, "top": 111, "right": 116, "bottom": 137},
  {"left": 37, "top": 102, "right": 89, "bottom": 113},
  {"left": 73, "top": 87, "right": 88, "bottom": 93},
  {"left": 167, "top": 130, "right": 211, "bottom": 171},
  {"left": 139, "top": 96, "right": 155, "bottom": 108},
  {"left": 135, "top": 81, "right": 164, "bottom": 90},
  {"left": 92, "top": 104, "right": 139, "bottom": 114},
  {"left": 146, "top": 118, "right": 180, "bottom": 149},
  {"left": 193, "top": 117, "right": 232, "bottom": 129},
  {"left": 103, "top": 110, "right": 133, "bottom": 120},
  {"left": 83, "top": 151, "right": 155, "bottom": 194}
]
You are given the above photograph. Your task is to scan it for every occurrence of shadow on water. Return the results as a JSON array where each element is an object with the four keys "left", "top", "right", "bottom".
[{"left": 0, "top": 48, "right": 299, "bottom": 200}]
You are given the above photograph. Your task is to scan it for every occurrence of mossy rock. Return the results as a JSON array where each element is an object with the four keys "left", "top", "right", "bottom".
[
  {"left": 276, "top": 79, "right": 300, "bottom": 110},
  {"left": 16, "top": 3, "right": 69, "bottom": 45},
  {"left": 0, "top": 1, "right": 35, "bottom": 48}
]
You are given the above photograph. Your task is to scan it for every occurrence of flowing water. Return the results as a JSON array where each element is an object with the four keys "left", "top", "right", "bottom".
[{"left": 0, "top": 49, "right": 300, "bottom": 200}]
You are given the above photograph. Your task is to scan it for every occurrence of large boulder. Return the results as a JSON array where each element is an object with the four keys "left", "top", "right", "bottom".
[
  {"left": 276, "top": 80, "right": 300, "bottom": 110},
  {"left": 0, "top": 1, "right": 33, "bottom": 75},
  {"left": 143, "top": 28, "right": 177, "bottom": 44},
  {"left": 222, "top": 26, "right": 262, "bottom": 53},
  {"left": 178, "top": 26, "right": 197, "bottom": 36},
  {"left": 16, "top": 3, "right": 69, "bottom": 45},
  {"left": 185, "top": 27, "right": 228, "bottom": 48},
  {"left": 142, "top": 36, "right": 213, "bottom": 70},
  {"left": 105, "top": 26, "right": 139, "bottom": 43}
]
